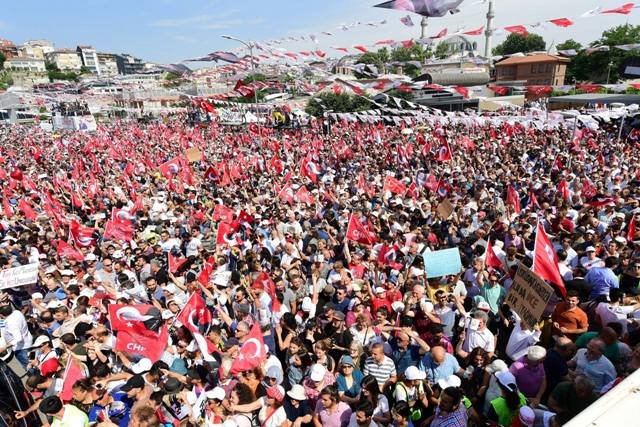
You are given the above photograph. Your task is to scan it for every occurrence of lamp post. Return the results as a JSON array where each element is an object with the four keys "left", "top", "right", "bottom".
[{"left": 221, "top": 35, "right": 260, "bottom": 120}]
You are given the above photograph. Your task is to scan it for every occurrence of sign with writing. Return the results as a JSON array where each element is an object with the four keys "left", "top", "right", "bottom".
[
  {"left": 437, "top": 199, "right": 454, "bottom": 219},
  {"left": 185, "top": 148, "right": 202, "bottom": 163},
  {"left": 0, "top": 263, "right": 39, "bottom": 290},
  {"left": 505, "top": 264, "right": 554, "bottom": 329},
  {"left": 422, "top": 248, "right": 462, "bottom": 278}
]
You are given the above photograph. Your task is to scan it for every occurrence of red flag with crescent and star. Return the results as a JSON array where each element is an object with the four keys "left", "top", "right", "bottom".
[
  {"left": 346, "top": 214, "right": 377, "bottom": 245},
  {"left": 532, "top": 224, "right": 566, "bottom": 297},
  {"left": 230, "top": 322, "right": 267, "bottom": 375},
  {"left": 108, "top": 304, "right": 169, "bottom": 361}
]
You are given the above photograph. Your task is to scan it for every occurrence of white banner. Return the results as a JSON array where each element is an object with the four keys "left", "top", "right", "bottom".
[{"left": 0, "top": 264, "right": 39, "bottom": 290}]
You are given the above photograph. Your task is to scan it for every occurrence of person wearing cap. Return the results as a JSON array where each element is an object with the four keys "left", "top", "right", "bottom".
[
  {"left": 487, "top": 371, "right": 527, "bottom": 427},
  {"left": 579, "top": 245, "right": 603, "bottom": 271},
  {"left": 28, "top": 334, "right": 57, "bottom": 375},
  {"left": 303, "top": 363, "right": 336, "bottom": 406},
  {"left": 203, "top": 387, "right": 226, "bottom": 425},
  {"left": 393, "top": 365, "right": 429, "bottom": 423},
  {"left": 228, "top": 384, "right": 287, "bottom": 427},
  {"left": 283, "top": 384, "right": 313, "bottom": 427},
  {"left": 509, "top": 346, "right": 547, "bottom": 407},
  {"left": 36, "top": 395, "right": 89, "bottom": 427},
  {"left": 325, "top": 310, "right": 353, "bottom": 363},
  {"left": 336, "top": 355, "right": 364, "bottom": 404},
  {"left": 551, "top": 290, "right": 588, "bottom": 342}
]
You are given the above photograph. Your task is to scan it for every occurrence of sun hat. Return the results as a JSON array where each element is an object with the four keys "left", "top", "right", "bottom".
[
  {"left": 287, "top": 384, "right": 307, "bottom": 401},
  {"left": 309, "top": 364, "right": 326, "bottom": 382},
  {"left": 405, "top": 366, "right": 427, "bottom": 381},
  {"left": 437, "top": 374, "right": 462, "bottom": 389}
]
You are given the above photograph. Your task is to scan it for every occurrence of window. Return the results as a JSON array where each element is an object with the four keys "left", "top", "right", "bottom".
[
  {"left": 546, "top": 64, "right": 552, "bottom": 73},
  {"left": 531, "top": 64, "right": 537, "bottom": 74},
  {"left": 538, "top": 64, "right": 545, "bottom": 73}
]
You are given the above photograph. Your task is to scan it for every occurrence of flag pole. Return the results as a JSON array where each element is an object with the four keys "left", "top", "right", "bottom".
[{"left": 531, "top": 223, "right": 539, "bottom": 271}]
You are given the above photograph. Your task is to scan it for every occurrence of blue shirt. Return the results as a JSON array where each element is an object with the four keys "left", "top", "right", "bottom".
[
  {"left": 419, "top": 352, "right": 461, "bottom": 384},
  {"left": 389, "top": 337, "right": 422, "bottom": 374},
  {"left": 586, "top": 267, "right": 619, "bottom": 298},
  {"left": 336, "top": 370, "right": 364, "bottom": 397}
]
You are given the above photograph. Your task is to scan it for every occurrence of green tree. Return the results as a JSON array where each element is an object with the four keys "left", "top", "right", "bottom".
[
  {"left": 357, "top": 51, "right": 386, "bottom": 76},
  {"left": 0, "top": 52, "right": 5, "bottom": 70},
  {"left": 243, "top": 73, "right": 267, "bottom": 84},
  {"left": 0, "top": 71, "right": 13, "bottom": 89},
  {"left": 434, "top": 42, "right": 450, "bottom": 59},
  {"left": 45, "top": 61, "right": 59, "bottom": 72},
  {"left": 561, "top": 24, "right": 640, "bottom": 83},
  {"left": 390, "top": 44, "right": 427, "bottom": 77},
  {"left": 386, "top": 89, "right": 415, "bottom": 102},
  {"left": 305, "top": 92, "right": 372, "bottom": 118},
  {"left": 493, "top": 33, "right": 546, "bottom": 55}
]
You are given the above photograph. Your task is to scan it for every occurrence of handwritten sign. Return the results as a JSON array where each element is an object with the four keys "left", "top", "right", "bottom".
[
  {"left": 437, "top": 199, "right": 454, "bottom": 219},
  {"left": 505, "top": 264, "right": 554, "bottom": 329},
  {"left": 0, "top": 263, "right": 39, "bottom": 290},
  {"left": 422, "top": 248, "right": 462, "bottom": 278}
]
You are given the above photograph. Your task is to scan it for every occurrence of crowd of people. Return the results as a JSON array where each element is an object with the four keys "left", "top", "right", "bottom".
[{"left": 0, "top": 108, "right": 638, "bottom": 427}]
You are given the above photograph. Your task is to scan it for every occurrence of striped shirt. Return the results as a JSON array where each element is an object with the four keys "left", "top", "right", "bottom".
[{"left": 363, "top": 355, "right": 397, "bottom": 387}]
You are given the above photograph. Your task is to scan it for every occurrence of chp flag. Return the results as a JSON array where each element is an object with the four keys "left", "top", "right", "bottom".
[
  {"left": 109, "top": 304, "right": 169, "bottom": 362},
  {"left": 346, "top": 214, "right": 376, "bottom": 245}
]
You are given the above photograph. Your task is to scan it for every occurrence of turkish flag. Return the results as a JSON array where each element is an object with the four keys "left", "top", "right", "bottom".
[
  {"left": 628, "top": 215, "right": 637, "bottom": 242},
  {"left": 104, "top": 220, "right": 134, "bottom": 241},
  {"left": 60, "top": 358, "right": 86, "bottom": 402},
  {"left": 216, "top": 222, "right": 240, "bottom": 246},
  {"left": 199, "top": 100, "right": 216, "bottom": 113},
  {"left": 383, "top": 176, "right": 406, "bottom": 195},
  {"left": 294, "top": 186, "right": 315, "bottom": 204},
  {"left": 56, "top": 240, "right": 84, "bottom": 262},
  {"left": 168, "top": 252, "right": 187, "bottom": 273},
  {"left": 463, "top": 25, "right": 484, "bottom": 35},
  {"left": 158, "top": 156, "right": 183, "bottom": 179},
  {"left": 582, "top": 179, "right": 597, "bottom": 200},
  {"left": 528, "top": 191, "right": 540, "bottom": 210},
  {"left": 198, "top": 256, "right": 215, "bottom": 287},
  {"left": 353, "top": 45, "right": 368, "bottom": 53},
  {"left": 549, "top": 18, "right": 574, "bottom": 27},
  {"left": 558, "top": 179, "right": 570, "bottom": 200},
  {"left": 2, "top": 198, "right": 13, "bottom": 218},
  {"left": 18, "top": 198, "right": 37, "bottom": 221},
  {"left": 451, "top": 86, "right": 469, "bottom": 98},
  {"left": 488, "top": 85, "right": 509, "bottom": 95},
  {"left": 346, "top": 214, "right": 376, "bottom": 245},
  {"left": 435, "top": 142, "right": 453, "bottom": 161},
  {"left": 601, "top": 3, "right": 634, "bottom": 14},
  {"left": 277, "top": 183, "right": 295, "bottom": 205},
  {"left": 300, "top": 157, "right": 321, "bottom": 183},
  {"left": 507, "top": 186, "right": 521, "bottom": 213},
  {"left": 532, "top": 224, "right": 566, "bottom": 296},
  {"left": 176, "top": 292, "right": 211, "bottom": 330},
  {"left": 253, "top": 271, "right": 280, "bottom": 312},
  {"left": 504, "top": 25, "right": 529, "bottom": 36},
  {"left": 230, "top": 322, "right": 267, "bottom": 375},
  {"left": 109, "top": 304, "right": 169, "bottom": 362},
  {"left": 69, "top": 220, "right": 97, "bottom": 247},
  {"left": 406, "top": 182, "right": 419, "bottom": 199},
  {"left": 268, "top": 156, "right": 284, "bottom": 174},
  {"left": 212, "top": 204, "right": 235, "bottom": 223},
  {"left": 485, "top": 239, "right": 504, "bottom": 271}
]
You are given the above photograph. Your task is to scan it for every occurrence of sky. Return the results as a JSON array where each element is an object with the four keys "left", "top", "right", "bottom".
[{"left": 1, "top": 0, "right": 637, "bottom": 65}]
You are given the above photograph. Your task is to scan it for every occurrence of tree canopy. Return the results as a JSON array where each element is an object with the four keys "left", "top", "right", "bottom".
[
  {"left": 493, "top": 33, "right": 546, "bottom": 56},
  {"left": 305, "top": 92, "right": 371, "bottom": 118},
  {"left": 560, "top": 24, "right": 640, "bottom": 83}
]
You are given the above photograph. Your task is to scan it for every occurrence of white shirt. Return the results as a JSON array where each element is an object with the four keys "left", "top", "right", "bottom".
[
  {"left": 2, "top": 310, "right": 33, "bottom": 351},
  {"left": 462, "top": 317, "right": 495, "bottom": 353},
  {"left": 596, "top": 302, "right": 636, "bottom": 334},
  {"left": 506, "top": 316, "right": 541, "bottom": 361},
  {"left": 185, "top": 238, "right": 202, "bottom": 257}
]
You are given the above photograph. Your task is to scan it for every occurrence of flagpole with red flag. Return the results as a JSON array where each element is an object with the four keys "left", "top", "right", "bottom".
[{"left": 532, "top": 224, "right": 566, "bottom": 297}]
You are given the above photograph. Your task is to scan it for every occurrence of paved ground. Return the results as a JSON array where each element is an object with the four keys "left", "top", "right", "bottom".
[{"left": 7, "top": 356, "right": 47, "bottom": 424}]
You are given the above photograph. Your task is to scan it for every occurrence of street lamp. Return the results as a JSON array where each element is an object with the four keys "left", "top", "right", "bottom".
[{"left": 221, "top": 35, "right": 260, "bottom": 120}]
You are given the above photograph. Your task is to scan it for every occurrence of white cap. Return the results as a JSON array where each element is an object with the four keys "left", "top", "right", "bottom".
[
  {"left": 112, "top": 250, "right": 124, "bottom": 259},
  {"left": 477, "top": 301, "right": 491, "bottom": 311},
  {"left": 405, "top": 366, "right": 426, "bottom": 381},
  {"left": 527, "top": 345, "right": 547, "bottom": 362},
  {"left": 132, "top": 358, "right": 153, "bottom": 374},
  {"left": 309, "top": 364, "right": 326, "bottom": 382},
  {"left": 32, "top": 292, "right": 44, "bottom": 300},
  {"left": 161, "top": 310, "right": 174, "bottom": 320},
  {"left": 205, "top": 386, "right": 226, "bottom": 401},
  {"left": 374, "top": 286, "right": 386, "bottom": 294},
  {"left": 32, "top": 335, "right": 51, "bottom": 348},
  {"left": 585, "top": 246, "right": 596, "bottom": 252},
  {"left": 437, "top": 374, "right": 462, "bottom": 389},
  {"left": 85, "top": 253, "right": 97, "bottom": 262},
  {"left": 391, "top": 301, "right": 405, "bottom": 312},
  {"left": 46, "top": 300, "right": 63, "bottom": 309}
]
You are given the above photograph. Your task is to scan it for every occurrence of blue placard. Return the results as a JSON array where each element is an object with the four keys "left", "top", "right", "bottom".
[{"left": 422, "top": 248, "right": 462, "bottom": 278}]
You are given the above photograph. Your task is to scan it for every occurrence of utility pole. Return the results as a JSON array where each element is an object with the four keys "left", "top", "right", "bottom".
[
  {"left": 484, "top": 0, "right": 495, "bottom": 63},
  {"left": 420, "top": 16, "right": 428, "bottom": 39}
]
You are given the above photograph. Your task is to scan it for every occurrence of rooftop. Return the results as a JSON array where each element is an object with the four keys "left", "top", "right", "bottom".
[{"left": 496, "top": 54, "right": 570, "bottom": 66}]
